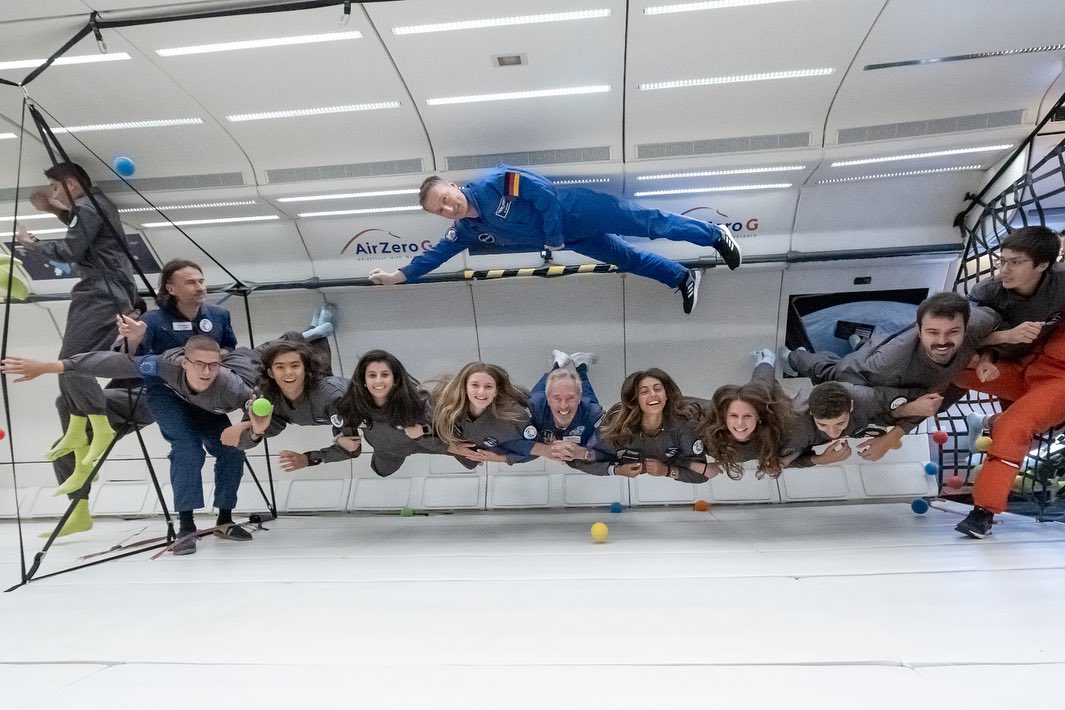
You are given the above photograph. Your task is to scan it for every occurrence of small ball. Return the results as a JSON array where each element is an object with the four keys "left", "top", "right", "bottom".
[
  {"left": 931, "top": 430, "right": 949, "bottom": 445},
  {"left": 0, "top": 427, "right": 5, "bottom": 441},
  {"left": 251, "top": 398, "right": 273, "bottom": 417},
  {"left": 609, "top": 502, "right": 623, "bottom": 514},
  {"left": 911, "top": 498, "right": 930, "bottom": 515},
  {"left": 399, "top": 507, "right": 414, "bottom": 517},
  {"left": 974, "top": 435, "right": 992, "bottom": 453},
  {"left": 590, "top": 522, "right": 608, "bottom": 542},
  {"left": 923, "top": 462, "right": 939, "bottom": 476},
  {"left": 693, "top": 500, "right": 709, "bottom": 512},
  {"left": 112, "top": 155, "right": 135, "bottom": 177},
  {"left": 946, "top": 475, "right": 964, "bottom": 489}
]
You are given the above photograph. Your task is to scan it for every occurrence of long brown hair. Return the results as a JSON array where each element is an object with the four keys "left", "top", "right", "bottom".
[
  {"left": 336, "top": 350, "right": 427, "bottom": 427},
  {"left": 432, "top": 362, "right": 528, "bottom": 447},
  {"left": 600, "top": 368, "right": 700, "bottom": 447},
  {"left": 700, "top": 380, "right": 792, "bottom": 480}
]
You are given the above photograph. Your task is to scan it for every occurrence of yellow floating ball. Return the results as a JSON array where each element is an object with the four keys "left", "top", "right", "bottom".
[
  {"left": 590, "top": 522, "right": 608, "bottom": 542},
  {"left": 974, "top": 435, "right": 992, "bottom": 453}
]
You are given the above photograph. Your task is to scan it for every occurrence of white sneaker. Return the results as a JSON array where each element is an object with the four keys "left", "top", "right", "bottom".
[
  {"left": 966, "top": 412, "right": 988, "bottom": 453},
  {"left": 778, "top": 345, "right": 799, "bottom": 376},
  {"left": 552, "top": 350, "right": 571, "bottom": 368},
  {"left": 570, "top": 352, "right": 598, "bottom": 369},
  {"left": 752, "top": 348, "right": 776, "bottom": 367}
]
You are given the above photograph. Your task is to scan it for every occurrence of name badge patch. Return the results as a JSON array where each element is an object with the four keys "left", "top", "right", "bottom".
[{"left": 172, "top": 321, "right": 193, "bottom": 331}]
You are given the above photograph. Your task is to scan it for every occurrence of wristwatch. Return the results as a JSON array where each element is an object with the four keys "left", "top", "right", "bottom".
[
  {"left": 668, "top": 466, "right": 680, "bottom": 479},
  {"left": 421, "top": 424, "right": 432, "bottom": 436},
  {"left": 304, "top": 450, "right": 323, "bottom": 467}
]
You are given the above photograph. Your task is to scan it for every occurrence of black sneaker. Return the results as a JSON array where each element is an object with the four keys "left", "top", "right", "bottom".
[
  {"left": 680, "top": 269, "right": 701, "bottom": 314},
  {"left": 214, "top": 522, "right": 253, "bottom": 541},
  {"left": 172, "top": 532, "right": 198, "bottom": 556},
  {"left": 955, "top": 507, "right": 994, "bottom": 539},
  {"left": 714, "top": 224, "right": 742, "bottom": 270}
]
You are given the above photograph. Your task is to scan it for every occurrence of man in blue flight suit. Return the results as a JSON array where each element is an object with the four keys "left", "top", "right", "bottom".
[{"left": 368, "top": 166, "right": 741, "bottom": 314}]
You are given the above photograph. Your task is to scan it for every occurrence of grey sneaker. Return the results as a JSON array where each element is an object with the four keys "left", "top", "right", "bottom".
[
  {"left": 752, "top": 348, "right": 776, "bottom": 367},
  {"left": 569, "top": 352, "right": 598, "bottom": 369},
  {"left": 966, "top": 412, "right": 988, "bottom": 453},
  {"left": 552, "top": 350, "right": 571, "bottom": 369},
  {"left": 172, "top": 532, "right": 198, "bottom": 556},
  {"left": 778, "top": 345, "right": 799, "bottom": 376}
]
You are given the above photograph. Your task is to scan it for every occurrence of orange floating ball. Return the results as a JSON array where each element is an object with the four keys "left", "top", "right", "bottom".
[{"left": 693, "top": 500, "right": 709, "bottom": 512}]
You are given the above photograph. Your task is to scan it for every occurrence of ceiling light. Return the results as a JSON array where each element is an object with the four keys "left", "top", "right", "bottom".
[
  {"left": 0, "top": 53, "right": 131, "bottom": 71},
  {"left": 393, "top": 10, "right": 611, "bottom": 35},
  {"left": 52, "top": 118, "right": 204, "bottom": 134},
  {"left": 865, "top": 44, "right": 1065, "bottom": 71},
  {"left": 817, "top": 166, "right": 984, "bottom": 184},
  {"left": 10, "top": 227, "right": 70, "bottom": 235},
  {"left": 0, "top": 132, "right": 16, "bottom": 140},
  {"left": 634, "top": 183, "right": 792, "bottom": 197},
  {"left": 0, "top": 213, "right": 55, "bottom": 222},
  {"left": 277, "top": 189, "right": 419, "bottom": 203},
  {"left": 637, "top": 166, "right": 805, "bottom": 180},
  {"left": 646, "top": 0, "right": 799, "bottom": 15},
  {"left": 298, "top": 206, "right": 423, "bottom": 218},
  {"left": 831, "top": 145, "right": 1012, "bottom": 167},
  {"left": 427, "top": 85, "right": 610, "bottom": 106},
  {"left": 552, "top": 178, "right": 611, "bottom": 185},
  {"left": 156, "top": 31, "right": 362, "bottom": 57},
  {"left": 641, "top": 68, "right": 833, "bottom": 91},
  {"left": 141, "top": 215, "right": 280, "bottom": 228},
  {"left": 226, "top": 102, "right": 399, "bottom": 122},
  {"left": 119, "top": 201, "right": 257, "bottom": 213}
]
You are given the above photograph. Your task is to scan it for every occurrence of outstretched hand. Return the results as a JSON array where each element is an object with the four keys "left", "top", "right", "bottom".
[
  {"left": 368, "top": 268, "right": 407, "bottom": 285},
  {"left": 0, "top": 356, "right": 62, "bottom": 382}
]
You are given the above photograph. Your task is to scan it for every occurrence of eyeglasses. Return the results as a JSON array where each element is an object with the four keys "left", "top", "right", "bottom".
[
  {"left": 186, "top": 359, "right": 221, "bottom": 372},
  {"left": 991, "top": 255, "right": 1031, "bottom": 269}
]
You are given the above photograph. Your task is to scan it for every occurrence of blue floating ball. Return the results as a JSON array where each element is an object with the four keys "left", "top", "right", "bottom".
[
  {"left": 910, "top": 498, "right": 930, "bottom": 515},
  {"left": 609, "top": 501, "right": 623, "bottom": 514},
  {"left": 113, "top": 155, "right": 135, "bottom": 178},
  {"left": 923, "top": 462, "right": 939, "bottom": 476}
]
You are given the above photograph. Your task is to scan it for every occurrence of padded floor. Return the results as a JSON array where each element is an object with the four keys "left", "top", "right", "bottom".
[{"left": 2, "top": 502, "right": 1063, "bottom": 708}]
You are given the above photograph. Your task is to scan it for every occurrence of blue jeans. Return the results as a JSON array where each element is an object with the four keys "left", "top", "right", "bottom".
[{"left": 146, "top": 385, "right": 244, "bottom": 512}]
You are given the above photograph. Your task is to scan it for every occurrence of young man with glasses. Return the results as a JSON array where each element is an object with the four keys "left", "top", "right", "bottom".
[
  {"left": 954, "top": 225, "right": 1065, "bottom": 538},
  {"left": 2, "top": 335, "right": 257, "bottom": 555}
]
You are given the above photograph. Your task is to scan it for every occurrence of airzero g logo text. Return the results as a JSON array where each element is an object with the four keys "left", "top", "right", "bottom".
[{"left": 340, "top": 228, "right": 433, "bottom": 261}]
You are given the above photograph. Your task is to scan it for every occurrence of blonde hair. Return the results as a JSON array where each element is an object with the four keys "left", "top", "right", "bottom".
[{"left": 432, "top": 362, "right": 529, "bottom": 447}]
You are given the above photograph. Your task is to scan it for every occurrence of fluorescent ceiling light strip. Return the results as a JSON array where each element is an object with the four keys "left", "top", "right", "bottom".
[
  {"left": 646, "top": 0, "right": 798, "bottom": 15},
  {"left": 641, "top": 69, "right": 832, "bottom": 91},
  {"left": 0, "top": 213, "right": 55, "bottom": 222},
  {"left": 427, "top": 85, "right": 609, "bottom": 106},
  {"left": 831, "top": 144, "right": 1012, "bottom": 167},
  {"left": 817, "top": 166, "right": 984, "bottom": 184},
  {"left": 393, "top": 10, "right": 610, "bottom": 35},
  {"left": 53, "top": 118, "right": 204, "bottom": 134},
  {"left": 119, "top": 201, "right": 256, "bottom": 213},
  {"left": 0, "top": 53, "right": 131, "bottom": 71},
  {"left": 226, "top": 102, "right": 399, "bottom": 122},
  {"left": 298, "top": 206, "right": 422, "bottom": 218},
  {"left": 1, "top": 132, "right": 17, "bottom": 140},
  {"left": 552, "top": 178, "right": 611, "bottom": 185},
  {"left": 14, "top": 227, "right": 70, "bottom": 235},
  {"left": 865, "top": 44, "right": 1065, "bottom": 71},
  {"left": 634, "top": 183, "right": 792, "bottom": 197},
  {"left": 277, "top": 189, "right": 419, "bottom": 202},
  {"left": 157, "top": 31, "right": 362, "bottom": 57},
  {"left": 141, "top": 215, "right": 279, "bottom": 228},
  {"left": 637, "top": 166, "right": 805, "bottom": 180}
]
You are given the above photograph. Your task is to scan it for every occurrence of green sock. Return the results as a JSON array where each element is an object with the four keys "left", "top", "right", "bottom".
[
  {"left": 53, "top": 449, "right": 96, "bottom": 497},
  {"left": 81, "top": 414, "right": 116, "bottom": 467},
  {"left": 44, "top": 415, "right": 89, "bottom": 461},
  {"left": 40, "top": 499, "right": 93, "bottom": 538}
]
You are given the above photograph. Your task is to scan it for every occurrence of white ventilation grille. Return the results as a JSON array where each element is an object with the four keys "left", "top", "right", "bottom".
[
  {"left": 446, "top": 147, "right": 610, "bottom": 171},
  {"left": 96, "top": 172, "right": 246, "bottom": 192},
  {"left": 636, "top": 132, "right": 810, "bottom": 159},
  {"left": 267, "top": 159, "right": 423, "bottom": 183},
  {"left": 837, "top": 110, "right": 1024, "bottom": 144}
]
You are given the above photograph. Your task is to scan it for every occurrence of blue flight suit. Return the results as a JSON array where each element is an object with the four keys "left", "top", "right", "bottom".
[
  {"left": 402, "top": 166, "right": 727, "bottom": 287},
  {"left": 137, "top": 302, "right": 243, "bottom": 513},
  {"left": 528, "top": 365, "right": 607, "bottom": 473}
]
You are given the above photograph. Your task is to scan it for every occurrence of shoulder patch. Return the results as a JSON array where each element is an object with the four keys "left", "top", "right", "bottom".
[
  {"left": 482, "top": 436, "right": 498, "bottom": 448},
  {"left": 137, "top": 357, "right": 158, "bottom": 376},
  {"left": 504, "top": 171, "right": 521, "bottom": 198},
  {"left": 330, "top": 414, "right": 344, "bottom": 428},
  {"left": 523, "top": 425, "right": 537, "bottom": 440},
  {"left": 444, "top": 227, "right": 457, "bottom": 241},
  {"left": 693, "top": 439, "right": 704, "bottom": 455},
  {"left": 889, "top": 396, "right": 908, "bottom": 410},
  {"left": 594, "top": 414, "right": 605, "bottom": 428}
]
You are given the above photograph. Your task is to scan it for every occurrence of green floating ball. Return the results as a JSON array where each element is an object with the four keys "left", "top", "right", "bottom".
[
  {"left": 399, "top": 507, "right": 414, "bottom": 517},
  {"left": 251, "top": 398, "right": 273, "bottom": 416}
]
